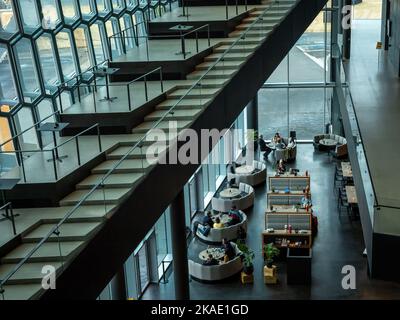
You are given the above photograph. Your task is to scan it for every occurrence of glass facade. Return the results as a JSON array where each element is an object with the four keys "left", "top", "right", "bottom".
[
  {"left": 0, "top": 0, "right": 177, "bottom": 146},
  {"left": 97, "top": 109, "right": 247, "bottom": 300},
  {"left": 259, "top": 2, "right": 333, "bottom": 140}
]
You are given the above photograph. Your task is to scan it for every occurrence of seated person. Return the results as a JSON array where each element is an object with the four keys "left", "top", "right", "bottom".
[
  {"left": 287, "top": 137, "right": 295, "bottom": 148},
  {"left": 201, "top": 211, "right": 213, "bottom": 228},
  {"left": 227, "top": 206, "right": 242, "bottom": 225},
  {"left": 258, "top": 134, "right": 267, "bottom": 151},
  {"left": 277, "top": 159, "right": 286, "bottom": 174},
  {"left": 203, "top": 254, "right": 219, "bottom": 266},
  {"left": 213, "top": 217, "right": 224, "bottom": 229},
  {"left": 221, "top": 238, "right": 236, "bottom": 260},
  {"left": 273, "top": 132, "right": 281, "bottom": 144},
  {"left": 301, "top": 194, "right": 312, "bottom": 208}
]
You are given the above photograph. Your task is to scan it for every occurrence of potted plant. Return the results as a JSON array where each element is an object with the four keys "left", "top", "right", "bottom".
[
  {"left": 263, "top": 243, "right": 280, "bottom": 268},
  {"left": 246, "top": 130, "right": 258, "bottom": 150},
  {"left": 237, "top": 241, "right": 255, "bottom": 275}
]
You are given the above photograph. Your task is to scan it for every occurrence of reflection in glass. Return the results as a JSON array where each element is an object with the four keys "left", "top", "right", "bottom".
[
  {"left": 74, "top": 27, "right": 92, "bottom": 71},
  {"left": 0, "top": 0, "right": 17, "bottom": 37},
  {"left": 36, "top": 35, "right": 60, "bottom": 90},
  {"left": 18, "top": 0, "right": 41, "bottom": 32},
  {"left": 14, "top": 38, "right": 41, "bottom": 100},
  {"left": 56, "top": 31, "right": 77, "bottom": 78},
  {"left": 0, "top": 44, "right": 18, "bottom": 103},
  {"left": 60, "top": 0, "right": 79, "bottom": 22}
]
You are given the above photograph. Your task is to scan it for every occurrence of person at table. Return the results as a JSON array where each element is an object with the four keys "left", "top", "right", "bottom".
[
  {"left": 203, "top": 254, "right": 219, "bottom": 266},
  {"left": 273, "top": 132, "right": 282, "bottom": 144},
  {"left": 227, "top": 206, "right": 242, "bottom": 225},
  {"left": 301, "top": 193, "right": 312, "bottom": 208},
  {"left": 259, "top": 134, "right": 267, "bottom": 150},
  {"left": 213, "top": 217, "right": 224, "bottom": 229},
  {"left": 287, "top": 137, "right": 295, "bottom": 148},
  {"left": 277, "top": 159, "right": 286, "bottom": 174},
  {"left": 221, "top": 238, "right": 236, "bottom": 260},
  {"left": 201, "top": 211, "right": 213, "bottom": 228}
]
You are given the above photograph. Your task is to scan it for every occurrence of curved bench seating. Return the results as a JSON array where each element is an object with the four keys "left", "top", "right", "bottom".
[
  {"left": 189, "top": 243, "right": 243, "bottom": 282},
  {"left": 196, "top": 211, "right": 247, "bottom": 244},
  {"left": 227, "top": 160, "right": 266, "bottom": 186},
  {"left": 211, "top": 183, "right": 255, "bottom": 212},
  {"left": 313, "top": 134, "right": 348, "bottom": 157}
]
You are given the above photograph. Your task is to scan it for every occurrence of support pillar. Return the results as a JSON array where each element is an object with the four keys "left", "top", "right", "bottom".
[
  {"left": 246, "top": 95, "right": 259, "bottom": 133},
  {"left": 170, "top": 190, "right": 190, "bottom": 300},
  {"left": 342, "top": 0, "right": 352, "bottom": 59},
  {"left": 110, "top": 267, "right": 127, "bottom": 300}
]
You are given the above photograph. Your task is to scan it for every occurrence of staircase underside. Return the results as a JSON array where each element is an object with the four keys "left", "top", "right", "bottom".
[{"left": 0, "top": 0, "right": 328, "bottom": 300}]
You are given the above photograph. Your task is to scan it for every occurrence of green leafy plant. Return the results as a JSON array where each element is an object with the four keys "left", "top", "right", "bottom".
[
  {"left": 237, "top": 241, "right": 255, "bottom": 272},
  {"left": 263, "top": 243, "right": 280, "bottom": 267}
]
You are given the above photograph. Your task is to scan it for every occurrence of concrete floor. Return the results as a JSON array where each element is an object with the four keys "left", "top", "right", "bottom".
[
  {"left": 141, "top": 144, "right": 400, "bottom": 299},
  {"left": 347, "top": 20, "right": 400, "bottom": 207}
]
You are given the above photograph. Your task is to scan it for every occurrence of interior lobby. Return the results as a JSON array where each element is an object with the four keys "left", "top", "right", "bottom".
[{"left": 1, "top": 0, "right": 400, "bottom": 301}]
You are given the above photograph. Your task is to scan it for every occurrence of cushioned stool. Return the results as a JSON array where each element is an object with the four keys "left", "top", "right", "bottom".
[
  {"left": 264, "top": 265, "right": 278, "bottom": 284},
  {"left": 241, "top": 272, "right": 254, "bottom": 284}
]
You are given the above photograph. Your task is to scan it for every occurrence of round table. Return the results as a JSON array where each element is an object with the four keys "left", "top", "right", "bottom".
[
  {"left": 211, "top": 213, "right": 231, "bottom": 225},
  {"left": 319, "top": 138, "right": 337, "bottom": 149},
  {"left": 219, "top": 188, "right": 241, "bottom": 198},
  {"left": 198, "top": 247, "right": 225, "bottom": 261},
  {"left": 235, "top": 165, "right": 255, "bottom": 175}
]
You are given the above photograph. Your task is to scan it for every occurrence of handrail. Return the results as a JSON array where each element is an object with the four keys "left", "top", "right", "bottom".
[
  {"left": 0, "top": 0, "right": 279, "bottom": 293},
  {"left": 109, "top": 24, "right": 211, "bottom": 60},
  {"left": 0, "top": 111, "right": 59, "bottom": 150},
  {"left": 70, "top": 67, "right": 164, "bottom": 112},
  {"left": 344, "top": 89, "right": 378, "bottom": 207},
  {"left": 0, "top": 123, "right": 102, "bottom": 182},
  {"left": 58, "top": 60, "right": 109, "bottom": 89}
]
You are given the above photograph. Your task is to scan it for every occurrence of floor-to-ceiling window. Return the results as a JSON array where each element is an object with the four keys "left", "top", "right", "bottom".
[{"left": 260, "top": 1, "right": 333, "bottom": 140}]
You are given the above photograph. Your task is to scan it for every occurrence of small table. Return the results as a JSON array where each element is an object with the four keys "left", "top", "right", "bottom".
[
  {"left": 198, "top": 247, "right": 225, "bottom": 261},
  {"left": 93, "top": 67, "right": 120, "bottom": 102},
  {"left": 38, "top": 122, "right": 70, "bottom": 162},
  {"left": 235, "top": 165, "right": 255, "bottom": 175},
  {"left": 169, "top": 25, "right": 193, "bottom": 56},
  {"left": 220, "top": 187, "right": 241, "bottom": 199},
  {"left": 346, "top": 186, "right": 358, "bottom": 204},
  {"left": 341, "top": 162, "right": 353, "bottom": 178},
  {"left": 211, "top": 213, "right": 231, "bottom": 225},
  {"left": 319, "top": 138, "right": 337, "bottom": 150}
]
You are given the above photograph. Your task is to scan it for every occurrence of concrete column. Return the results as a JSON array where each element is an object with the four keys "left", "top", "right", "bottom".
[
  {"left": 170, "top": 190, "right": 190, "bottom": 300},
  {"left": 342, "top": 0, "right": 352, "bottom": 59},
  {"left": 110, "top": 267, "right": 127, "bottom": 300},
  {"left": 246, "top": 95, "right": 259, "bottom": 133}
]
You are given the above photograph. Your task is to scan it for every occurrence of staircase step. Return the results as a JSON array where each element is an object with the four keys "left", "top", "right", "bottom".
[
  {"left": 22, "top": 222, "right": 102, "bottom": 243},
  {"left": 91, "top": 159, "right": 152, "bottom": 174},
  {"left": 204, "top": 52, "right": 251, "bottom": 62},
  {"left": 1, "top": 241, "right": 84, "bottom": 264},
  {"left": 145, "top": 108, "right": 202, "bottom": 121},
  {"left": 229, "top": 30, "right": 271, "bottom": 38},
  {"left": 156, "top": 97, "right": 213, "bottom": 110},
  {"left": 213, "top": 43, "right": 258, "bottom": 53},
  {"left": 60, "top": 187, "right": 131, "bottom": 206},
  {"left": 0, "top": 284, "right": 43, "bottom": 300},
  {"left": 0, "top": 262, "right": 62, "bottom": 285},
  {"left": 106, "top": 144, "right": 168, "bottom": 160},
  {"left": 167, "top": 87, "right": 221, "bottom": 99},
  {"left": 196, "top": 60, "right": 244, "bottom": 70},
  {"left": 235, "top": 23, "right": 276, "bottom": 31},
  {"left": 131, "top": 120, "right": 191, "bottom": 133},
  {"left": 76, "top": 173, "right": 144, "bottom": 189},
  {"left": 186, "top": 69, "right": 236, "bottom": 80}
]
